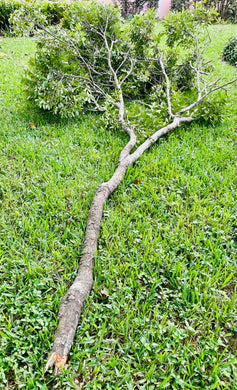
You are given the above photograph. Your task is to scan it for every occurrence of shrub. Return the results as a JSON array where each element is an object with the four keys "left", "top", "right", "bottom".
[
  {"left": 227, "top": 3, "right": 237, "bottom": 23},
  {"left": 17, "top": 1, "right": 226, "bottom": 125},
  {"left": 23, "top": 1, "right": 131, "bottom": 116},
  {"left": 33, "top": 0, "right": 69, "bottom": 25},
  {"left": 204, "top": 0, "right": 237, "bottom": 22},
  {"left": 193, "top": 92, "right": 228, "bottom": 125},
  {"left": 0, "top": 0, "right": 21, "bottom": 32},
  {"left": 171, "top": 0, "right": 237, "bottom": 23},
  {"left": 0, "top": 0, "right": 71, "bottom": 34},
  {"left": 21, "top": 1, "right": 200, "bottom": 117},
  {"left": 223, "top": 36, "right": 237, "bottom": 67}
]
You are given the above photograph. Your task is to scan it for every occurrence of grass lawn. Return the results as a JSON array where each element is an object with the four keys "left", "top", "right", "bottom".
[{"left": 0, "top": 24, "right": 237, "bottom": 389}]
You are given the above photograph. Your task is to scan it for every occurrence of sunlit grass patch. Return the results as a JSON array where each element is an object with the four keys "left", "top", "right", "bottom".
[{"left": 0, "top": 25, "right": 237, "bottom": 389}]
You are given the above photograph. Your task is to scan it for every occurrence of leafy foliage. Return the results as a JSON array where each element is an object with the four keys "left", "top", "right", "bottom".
[
  {"left": 223, "top": 35, "right": 237, "bottom": 67},
  {"left": 14, "top": 0, "right": 228, "bottom": 127},
  {"left": 204, "top": 0, "right": 237, "bottom": 22},
  {"left": 0, "top": 0, "right": 21, "bottom": 32},
  {"left": 23, "top": 1, "right": 138, "bottom": 116},
  {"left": 171, "top": 0, "right": 237, "bottom": 22},
  {"left": 164, "top": 1, "right": 219, "bottom": 47},
  {"left": 21, "top": 3, "right": 163, "bottom": 116},
  {"left": 193, "top": 92, "right": 228, "bottom": 124},
  {"left": 0, "top": 0, "right": 71, "bottom": 34}
]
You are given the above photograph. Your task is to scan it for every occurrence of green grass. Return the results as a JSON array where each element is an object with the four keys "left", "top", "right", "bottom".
[{"left": 0, "top": 25, "right": 237, "bottom": 389}]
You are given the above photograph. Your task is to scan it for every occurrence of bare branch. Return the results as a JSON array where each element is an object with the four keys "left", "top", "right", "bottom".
[
  {"left": 178, "top": 78, "right": 237, "bottom": 115},
  {"left": 158, "top": 53, "right": 174, "bottom": 118},
  {"left": 116, "top": 45, "right": 132, "bottom": 74},
  {"left": 121, "top": 59, "right": 134, "bottom": 85}
]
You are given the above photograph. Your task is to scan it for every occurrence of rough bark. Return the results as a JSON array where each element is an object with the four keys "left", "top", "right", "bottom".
[{"left": 45, "top": 115, "right": 193, "bottom": 373}]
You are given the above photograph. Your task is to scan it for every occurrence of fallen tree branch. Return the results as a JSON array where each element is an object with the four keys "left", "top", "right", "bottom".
[
  {"left": 16, "top": 6, "right": 236, "bottom": 374},
  {"left": 45, "top": 30, "right": 201, "bottom": 371},
  {"left": 44, "top": 113, "right": 194, "bottom": 373}
]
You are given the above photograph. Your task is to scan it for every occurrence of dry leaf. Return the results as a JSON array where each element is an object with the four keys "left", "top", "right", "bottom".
[
  {"left": 100, "top": 289, "right": 110, "bottom": 297},
  {"left": 134, "top": 178, "right": 141, "bottom": 184},
  {"left": 67, "top": 215, "right": 73, "bottom": 225},
  {"left": 100, "top": 354, "right": 108, "bottom": 361},
  {"left": 29, "top": 122, "right": 35, "bottom": 128}
]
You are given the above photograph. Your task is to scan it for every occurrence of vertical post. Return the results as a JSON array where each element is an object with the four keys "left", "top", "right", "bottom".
[{"left": 157, "top": 0, "right": 172, "bottom": 19}]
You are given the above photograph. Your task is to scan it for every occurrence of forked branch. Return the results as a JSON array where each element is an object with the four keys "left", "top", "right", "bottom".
[{"left": 34, "top": 15, "right": 236, "bottom": 374}]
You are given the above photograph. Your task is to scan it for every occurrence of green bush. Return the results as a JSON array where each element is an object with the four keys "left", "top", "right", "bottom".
[
  {"left": 21, "top": 1, "right": 199, "bottom": 117},
  {"left": 23, "top": 1, "right": 132, "bottom": 116},
  {"left": 228, "top": 3, "right": 237, "bottom": 23},
  {"left": 20, "top": 3, "right": 170, "bottom": 117},
  {"left": 19, "top": 1, "right": 226, "bottom": 123},
  {"left": 204, "top": 0, "right": 237, "bottom": 22},
  {"left": 33, "top": 0, "right": 69, "bottom": 25},
  {"left": 0, "top": 0, "right": 70, "bottom": 34},
  {"left": 223, "top": 35, "right": 237, "bottom": 67},
  {"left": 0, "top": 0, "right": 21, "bottom": 32},
  {"left": 193, "top": 93, "right": 228, "bottom": 125},
  {"left": 171, "top": 0, "right": 237, "bottom": 23}
]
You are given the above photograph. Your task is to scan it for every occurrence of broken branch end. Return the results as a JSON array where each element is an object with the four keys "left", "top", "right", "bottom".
[{"left": 45, "top": 351, "right": 68, "bottom": 374}]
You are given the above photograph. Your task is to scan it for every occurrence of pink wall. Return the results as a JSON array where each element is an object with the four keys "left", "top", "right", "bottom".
[{"left": 159, "top": 0, "right": 172, "bottom": 18}]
